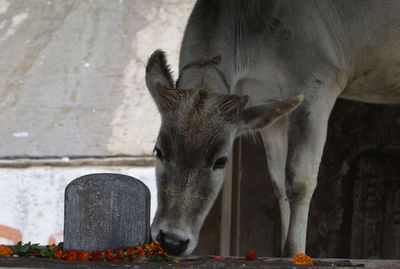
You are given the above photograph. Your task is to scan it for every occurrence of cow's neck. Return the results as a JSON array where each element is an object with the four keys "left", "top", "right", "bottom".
[{"left": 176, "top": 57, "right": 231, "bottom": 94}]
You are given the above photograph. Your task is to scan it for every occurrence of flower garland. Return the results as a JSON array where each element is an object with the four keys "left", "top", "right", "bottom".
[
  {"left": 0, "top": 241, "right": 169, "bottom": 262},
  {"left": 1, "top": 243, "right": 314, "bottom": 266}
]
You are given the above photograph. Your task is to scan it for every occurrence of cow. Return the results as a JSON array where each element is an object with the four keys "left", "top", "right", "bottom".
[{"left": 145, "top": 0, "right": 400, "bottom": 257}]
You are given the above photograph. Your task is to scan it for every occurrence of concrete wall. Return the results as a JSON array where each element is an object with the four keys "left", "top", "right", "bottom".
[
  {"left": 0, "top": 0, "right": 195, "bottom": 157},
  {"left": 0, "top": 0, "right": 196, "bottom": 245}
]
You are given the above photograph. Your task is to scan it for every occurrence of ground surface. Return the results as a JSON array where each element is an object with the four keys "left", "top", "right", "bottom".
[{"left": 1, "top": 256, "right": 400, "bottom": 269}]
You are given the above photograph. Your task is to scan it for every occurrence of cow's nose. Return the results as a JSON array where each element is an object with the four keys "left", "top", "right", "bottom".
[{"left": 156, "top": 230, "right": 189, "bottom": 256}]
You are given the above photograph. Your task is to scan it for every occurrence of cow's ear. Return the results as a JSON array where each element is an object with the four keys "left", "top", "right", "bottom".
[
  {"left": 218, "top": 95, "right": 249, "bottom": 122},
  {"left": 146, "top": 50, "right": 175, "bottom": 107},
  {"left": 237, "top": 95, "right": 304, "bottom": 134}
]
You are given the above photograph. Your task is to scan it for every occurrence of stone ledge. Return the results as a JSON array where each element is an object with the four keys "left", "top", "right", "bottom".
[
  {"left": 1, "top": 256, "right": 399, "bottom": 269},
  {"left": 0, "top": 157, "right": 155, "bottom": 168}
]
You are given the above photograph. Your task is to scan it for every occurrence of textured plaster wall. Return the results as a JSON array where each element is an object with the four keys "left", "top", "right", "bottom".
[{"left": 0, "top": 0, "right": 195, "bottom": 157}]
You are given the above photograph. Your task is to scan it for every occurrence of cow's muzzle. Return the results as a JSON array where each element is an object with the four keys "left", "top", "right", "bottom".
[{"left": 156, "top": 230, "right": 189, "bottom": 256}]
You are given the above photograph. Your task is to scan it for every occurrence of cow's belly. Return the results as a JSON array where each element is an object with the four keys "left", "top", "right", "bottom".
[{"left": 340, "top": 50, "right": 400, "bottom": 104}]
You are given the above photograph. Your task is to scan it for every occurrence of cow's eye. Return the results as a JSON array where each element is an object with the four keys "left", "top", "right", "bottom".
[
  {"left": 213, "top": 156, "right": 228, "bottom": 170},
  {"left": 154, "top": 146, "right": 163, "bottom": 161}
]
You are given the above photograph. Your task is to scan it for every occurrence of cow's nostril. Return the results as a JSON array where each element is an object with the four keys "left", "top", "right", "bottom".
[{"left": 157, "top": 230, "right": 189, "bottom": 256}]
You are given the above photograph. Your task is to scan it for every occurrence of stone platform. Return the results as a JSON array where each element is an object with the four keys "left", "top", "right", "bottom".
[{"left": 1, "top": 256, "right": 399, "bottom": 269}]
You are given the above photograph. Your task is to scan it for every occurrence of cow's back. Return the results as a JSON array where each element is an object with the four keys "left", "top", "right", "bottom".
[{"left": 179, "top": 0, "right": 400, "bottom": 103}]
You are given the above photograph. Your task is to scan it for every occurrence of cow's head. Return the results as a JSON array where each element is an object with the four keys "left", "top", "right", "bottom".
[{"left": 146, "top": 50, "right": 303, "bottom": 256}]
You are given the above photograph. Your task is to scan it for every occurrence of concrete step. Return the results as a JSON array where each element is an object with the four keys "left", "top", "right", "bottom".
[{"left": 1, "top": 256, "right": 400, "bottom": 268}]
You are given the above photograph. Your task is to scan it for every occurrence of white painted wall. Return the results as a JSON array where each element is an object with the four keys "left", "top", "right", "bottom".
[{"left": 0, "top": 167, "right": 156, "bottom": 245}]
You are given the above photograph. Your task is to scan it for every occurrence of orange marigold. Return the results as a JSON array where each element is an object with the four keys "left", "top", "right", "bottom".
[
  {"left": 114, "top": 249, "right": 125, "bottom": 262},
  {"left": 154, "top": 245, "right": 164, "bottom": 255},
  {"left": 293, "top": 252, "right": 313, "bottom": 266},
  {"left": 104, "top": 249, "right": 114, "bottom": 261},
  {"left": 145, "top": 243, "right": 154, "bottom": 256},
  {"left": 65, "top": 250, "right": 79, "bottom": 261},
  {"left": 126, "top": 247, "right": 136, "bottom": 260},
  {"left": 245, "top": 250, "right": 257, "bottom": 260},
  {"left": 54, "top": 249, "right": 64, "bottom": 260},
  {"left": 91, "top": 250, "right": 102, "bottom": 261},
  {"left": 135, "top": 246, "right": 145, "bottom": 258},
  {"left": 0, "top": 245, "right": 13, "bottom": 256},
  {"left": 78, "top": 251, "right": 90, "bottom": 262}
]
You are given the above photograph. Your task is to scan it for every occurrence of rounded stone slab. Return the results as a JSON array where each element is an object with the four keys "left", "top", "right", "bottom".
[{"left": 64, "top": 173, "right": 150, "bottom": 252}]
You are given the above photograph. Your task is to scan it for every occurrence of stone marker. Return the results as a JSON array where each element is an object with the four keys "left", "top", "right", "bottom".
[{"left": 64, "top": 173, "right": 150, "bottom": 252}]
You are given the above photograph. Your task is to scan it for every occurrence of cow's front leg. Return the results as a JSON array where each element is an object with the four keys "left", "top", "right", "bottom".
[
  {"left": 283, "top": 94, "right": 338, "bottom": 257},
  {"left": 261, "top": 122, "right": 289, "bottom": 254}
]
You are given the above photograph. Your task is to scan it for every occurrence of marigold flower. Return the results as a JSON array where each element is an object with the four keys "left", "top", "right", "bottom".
[
  {"left": 0, "top": 245, "right": 13, "bottom": 256},
  {"left": 293, "top": 252, "right": 313, "bottom": 266},
  {"left": 135, "top": 246, "right": 145, "bottom": 258},
  {"left": 145, "top": 244, "right": 154, "bottom": 256},
  {"left": 114, "top": 249, "right": 125, "bottom": 262},
  {"left": 137, "top": 250, "right": 145, "bottom": 258},
  {"left": 91, "top": 250, "right": 102, "bottom": 261},
  {"left": 126, "top": 247, "right": 134, "bottom": 254},
  {"left": 214, "top": 256, "right": 223, "bottom": 260},
  {"left": 65, "top": 250, "right": 79, "bottom": 261},
  {"left": 54, "top": 249, "right": 64, "bottom": 260},
  {"left": 78, "top": 251, "right": 90, "bottom": 262},
  {"left": 126, "top": 247, "right": 136, "bottom": 260},
  {"left": 104, "top": 249, "right": 114, "bottom": 261},
  {"left": 245, "top": 250, "right": 257, "bottom": 260},
  {"left": 154, "top": 246, "right": 164, "bottom": 255},
  {"left": 174, "top": 259, "right": 180, "bottom": 263}
]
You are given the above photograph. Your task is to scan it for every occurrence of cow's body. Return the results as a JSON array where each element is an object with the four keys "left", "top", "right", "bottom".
[
  {"left": 179, "top": 0, "right": 400, "bottom": 104},
  {"left": 148, "top": 0, "right": 400, "bottom": 256}
]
